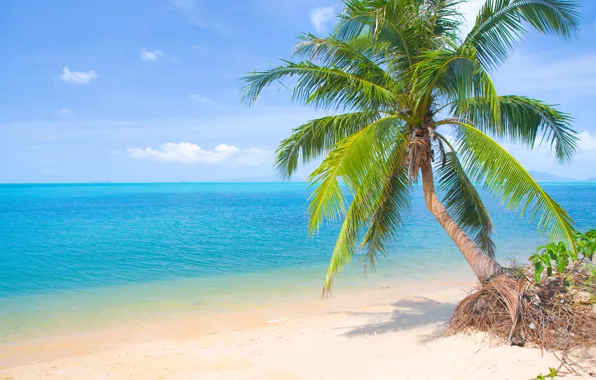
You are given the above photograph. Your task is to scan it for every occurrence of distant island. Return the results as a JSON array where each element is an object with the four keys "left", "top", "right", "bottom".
[{"left": 529, "top": 171, "right": 596, "bottom": 182}]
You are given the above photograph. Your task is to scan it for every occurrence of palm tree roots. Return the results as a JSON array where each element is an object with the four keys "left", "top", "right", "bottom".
[{"left": 448, "top": 267, "right": 596, "bottom": 354}]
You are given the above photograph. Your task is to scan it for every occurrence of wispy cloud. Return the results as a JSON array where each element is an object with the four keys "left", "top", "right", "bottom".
[
  {"left": 140, "top": 49, "right": 164, "bottom": 61},
  {"left": 189, "top": 93, "right": 217, "bottom": 105},
  {"left": 41, "top": 168, "right": 56, "bottom": 175},
  {"left": 58, "top": 108, "right": 76, "bottom": 117},
  {"left": 310, "top": 6, "right": 335, "bottom": 34},
  {"left": 168, "top": 0, "right": 232, "bottom": 34},
  {"left": 59, "top": 66, "right": 97, "bottom": 84},
  {"left": 126, "top": 142, "right": 270, "bottom": 165}
]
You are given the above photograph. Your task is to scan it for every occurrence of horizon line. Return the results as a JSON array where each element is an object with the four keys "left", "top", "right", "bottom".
[{"left": 1, "top": 180, "right": 595, "bottom": 185}]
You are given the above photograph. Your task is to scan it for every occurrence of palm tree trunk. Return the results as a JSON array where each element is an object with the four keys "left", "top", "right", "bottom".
[{"left": 420, "top": 159, "right": 502, "bottom": 282}]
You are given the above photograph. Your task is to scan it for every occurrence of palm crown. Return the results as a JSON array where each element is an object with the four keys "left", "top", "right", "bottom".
[{"left": 241, "top": 0, "right": 581, "bottom": 292}]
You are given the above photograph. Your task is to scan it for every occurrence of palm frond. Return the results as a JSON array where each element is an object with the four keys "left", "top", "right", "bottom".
[
  {"left": 292, "top": 34, "right": 396, "bottom": 86},
  {"left": 412, "top": 46, "right": 499, "bottom": 119},
  {"left": 241, "top": 60, "right": 398, "bottom": 112},
  {"left": 334, "top": 0, "right": 420, "bottom": 68},
  {"left": 360, "top": 139, "right": 412, "bottom": 268},
  {"left": 424, "top": 0, "right": 464, "bottom": 38},
  {"left": 333, "top": 0, "right": 375, "bottom": 41},
  {"left": 436, "top": 147, "right": 495, "bottom": 257},
  {"left": 321, "top": 130, "right": 410, "bottom": 293},
  {"left": 275, "top": 111, "right": 382, "bottom": 179},
  {"left": 307, "top": 115, "right": 404, "bottom": 234},
  {"left": 334, "top": 0, "right": 462, "bottom": 71},
  {"left": 454, "top": 95, "right": 577, "bottom": 163},
  {"left": 452, "top": 121, "right": 576, "bottom": 252},
  {"left": 465, "top": 0, "right": 580, "bottom": 70}
]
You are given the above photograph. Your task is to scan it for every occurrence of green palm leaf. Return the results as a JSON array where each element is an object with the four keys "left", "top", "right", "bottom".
[
  {"left": 292, "top": 33, "right": 397, "bottom": 87},
  {"left": 333, "top": 0, "right": 375, "bottom": 41},
  {"left": 334, "top": 0, "right": 463, "bottom": 70},
  {"left": 412, "top": 45, "right": 499, "bottom": 119},
  {"left": 436, "top": 147, "right": 496, "bottom": 257},
  {"left": 359, "top": 140, "right": 411, "bottom": 268},
  {"left": 452, "top": 121, "right": 576, "bottom": 252},
  {"left": 275, "top": 111, "right": 382, "bottom": 179},
  {"left": 241, "top": 61, "right": 398, "bottom": 112},
  {"left": 455, "top": 95, "right": 577, "bottom": 163},
  {"left": 321, "top": 131, "right": 410, "bottom": 293},
  {"left": 465, "top": 0, "right": 580, "bottom": 70},
  {"left": 425, "top": 0, "right": 464, "bottom": 38},
  {"left": 307, "top": 115, "right": 404, "bottom": 233}
]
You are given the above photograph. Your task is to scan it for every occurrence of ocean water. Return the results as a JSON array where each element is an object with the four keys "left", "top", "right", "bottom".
[{"left": 1, "top": 182, "right": 595, "bottom": 341}]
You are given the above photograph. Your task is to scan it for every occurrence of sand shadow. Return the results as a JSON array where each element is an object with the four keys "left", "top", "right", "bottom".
[{"left": 342, "top": 296, "right": 457, "bottom": 338}]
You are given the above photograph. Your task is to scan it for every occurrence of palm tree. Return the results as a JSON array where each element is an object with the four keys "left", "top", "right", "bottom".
[{"left": 241, "top": 0, "right": 580, "bottom": 292}]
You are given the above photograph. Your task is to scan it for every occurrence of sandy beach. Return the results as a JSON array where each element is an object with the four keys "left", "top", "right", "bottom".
[{"left": 2, "top": 278, "right": 594, "bottom": 380}]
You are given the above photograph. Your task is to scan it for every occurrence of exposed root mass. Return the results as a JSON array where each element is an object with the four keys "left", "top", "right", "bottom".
[{"left": 449, "top": 266, "right": 596, "bottom": 354}]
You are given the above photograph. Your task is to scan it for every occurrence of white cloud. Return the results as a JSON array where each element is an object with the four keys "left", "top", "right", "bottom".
[
  {"left": 41, "top": 168, "right": 56, "bottom": 175},
  {"left": 189, "top": 94, "right": 217, "bottom": 105},
  {"left": 310, "top": 6, "right": 335, "bottom": 34},
  {"left": 126, "top": 142, "right": 271, "bottom": 165},
  {"left": 58, "top": 108, "right": 76, "bottom": 117},
  {"left": 59, "top": 66, "right": 97, "bottom": 84},
  {"left": 578, "top": 130, "right": 596, "bottom": 151},
  {"left": 140, "top": 49, "right": 164, "bottom": 61}
]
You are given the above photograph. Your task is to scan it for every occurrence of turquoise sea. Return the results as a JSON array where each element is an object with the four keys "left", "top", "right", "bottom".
[{"left": 1, "top": 183, "right": 595, "bottom": 341}]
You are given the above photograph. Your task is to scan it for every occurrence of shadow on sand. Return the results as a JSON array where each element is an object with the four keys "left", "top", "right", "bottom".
[{"left": 341, "top": 296, "right": 457, "bottom": 338}]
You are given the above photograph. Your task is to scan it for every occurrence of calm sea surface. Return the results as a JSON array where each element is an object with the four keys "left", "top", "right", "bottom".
[{"left": 1, "top": 182, "right": 595, "bottom": 340}]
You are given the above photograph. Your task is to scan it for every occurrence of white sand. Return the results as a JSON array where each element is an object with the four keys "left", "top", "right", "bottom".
[{"left": 1, "top": 279, "right": 594, "bottom": 379}]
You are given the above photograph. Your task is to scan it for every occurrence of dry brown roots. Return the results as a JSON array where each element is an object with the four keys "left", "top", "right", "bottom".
[{"left": 448, "top": 266, "right": 596, "bottom": 354}]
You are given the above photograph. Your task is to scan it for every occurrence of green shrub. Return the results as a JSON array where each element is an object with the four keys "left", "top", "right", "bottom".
[
  {"left": 529, "top": 242, "right": 570, "bottom": 283},
  {"left": 575, "top": 229, "right": 596, "bottom": 261},
  {"left": 529, "top": 229, "right": 596, "bottom": 284}
]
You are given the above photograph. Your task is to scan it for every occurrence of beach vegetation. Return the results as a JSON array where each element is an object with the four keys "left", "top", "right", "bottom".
[
  {"left": 449, "top": 230, "right": 596, "bottom": 374},
  {"left": 529, "top": 242, "right": 571, "bottom": 283},
  {"left": 536, "top": 367, "right": 559, "bottom": 380},
  {"left": 530, "top": 229, "right": 596, "bottom": 283},
  {"left": 241, "top": 0, "right": 581, "bottom": 293}
]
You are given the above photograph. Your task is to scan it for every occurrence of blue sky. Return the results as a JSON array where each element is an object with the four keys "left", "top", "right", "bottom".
[{"left": 1, "top": 0, "right": 596, "bottom": 182}]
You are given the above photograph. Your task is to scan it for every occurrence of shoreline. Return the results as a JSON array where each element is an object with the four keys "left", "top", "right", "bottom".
[
  {"left": 1, "top": 274, "right": 476, "bottom": 368},
  {"left": 0, "top": 257, "right": 479, "bottom": 343},
  {"left": 3, "top": 275, "right": 593, "bottom": 379}
]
